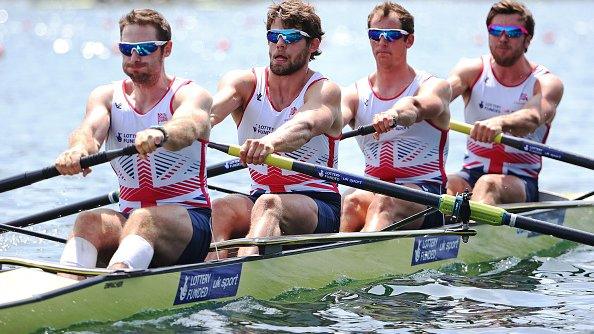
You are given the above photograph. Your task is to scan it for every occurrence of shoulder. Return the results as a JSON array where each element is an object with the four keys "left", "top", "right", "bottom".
[
  {"left": 218, "top": 69, "right": 257, "bottom": 92},
  {"left": 449, "top": 57, "right": 483, "bottom": 78},
  {"left": 341, "top": 83, "right": 359, "bottom": 102},
  {"left": 307, "top": 79, "right": 341, "bottom": 102},
  {"left": 88, "top": 83, "right": 115, "bottom": 105},
  {"left": 535, "top": 72, "right": 564, "bottom": 99}
]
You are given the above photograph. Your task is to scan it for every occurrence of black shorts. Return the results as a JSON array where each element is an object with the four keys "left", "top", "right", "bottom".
[
  {"left": 409, "top": 182, "right": 446, "bottom": 229},
  {"left": 248, "top": 191, "right": 341, "bottom": 233},
  {"left": 457, "top": 167, "right": 539, "bottom": 202},
  {"left": 121, "top": 207, "right": 212, "bottom": 265}
]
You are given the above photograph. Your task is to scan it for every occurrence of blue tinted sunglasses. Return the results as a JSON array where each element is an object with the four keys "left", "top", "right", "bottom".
[
  {"left": 118, "top": 40, "right": 168, "bottom": 56},
  {"left": 267, "top": 29, "right": 311, "bottom": 44},
  {"left": 487, "top": 24, "right": 528, "bottom": 38},
  {"left": 368, "top": 28, "right": 409, "bottom": 42}
]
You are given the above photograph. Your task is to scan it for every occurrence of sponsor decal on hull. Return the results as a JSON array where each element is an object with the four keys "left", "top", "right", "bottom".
[
  {"left": 174, "top": 263, "right": 242, "bottom": 305},
  {"left": 411, "top": 235, "right": 460, "bottom": 266}
]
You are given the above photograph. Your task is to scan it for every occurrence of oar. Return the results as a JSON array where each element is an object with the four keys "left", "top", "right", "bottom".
[
  {"left": 0, "top": 145, "right": 139, "bottom": 194},
  {"left": 341, "top": 117, "right": 398, "bottom": 140},
  {"left": 450, "top": 120, "right": 594, "bottom": 170},
  {"left": 209, "top": 142, "right": 594, "bottom": 247},
  {"left": 0, "top": 158, "right": 245, "bottom": 243}
]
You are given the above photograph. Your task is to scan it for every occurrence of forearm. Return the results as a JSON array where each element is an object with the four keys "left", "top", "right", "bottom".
[
  {"left": 498, "top": 109, "right": 541, "bottom": 137},
  {"left": 68, "top": 127, "right": 102, "bottom": 154},
  {"left": 162, "top": 116, "right": 210, "bottom": 151},
  {"left": 267, "top": 121, "right": 314, "bottom": 152}
]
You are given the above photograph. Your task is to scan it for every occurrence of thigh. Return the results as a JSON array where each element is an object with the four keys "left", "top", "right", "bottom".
[
  {"left": 474, "top": 174, "right": 527, "bottom": 203},
  {"left": 123, "top": 205, "right": 195, "bottom": 266},
  {"left": 446, "top": 174, "right": 472, "bottom": 196},
  {"left": 211, "top": 194, "right": 254, "bottom": 241},
  {"left": 253, "top": 193, "right": 319, "bottom": 235}
]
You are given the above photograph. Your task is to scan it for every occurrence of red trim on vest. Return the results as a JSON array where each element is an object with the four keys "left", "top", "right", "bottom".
[
  {"left": 368, "top": 75, "right": 411, "bottom": 101},
  {"left": 489, "top": 56, "right": 537, "bottom": 88},
  {"left": 170, "top": 79, "right": 193, "bottom": 115},
  {"left": 123, "top": 76, "right": 176, "bottom": 115}
]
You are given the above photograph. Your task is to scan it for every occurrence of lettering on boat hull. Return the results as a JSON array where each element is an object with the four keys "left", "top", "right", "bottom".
[
  {"left": 174, "top": 263, "right": 242, "bottom": 305},
  {"left": 411, "top": 235, "right": 460, "bottom": 266}
]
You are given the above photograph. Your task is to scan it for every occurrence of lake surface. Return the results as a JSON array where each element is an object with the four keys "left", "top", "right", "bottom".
[{"left": 0, "top": 0, "right": 593, "bottom": 333}]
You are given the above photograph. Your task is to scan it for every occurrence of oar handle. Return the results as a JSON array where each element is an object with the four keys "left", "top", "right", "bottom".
[
  {"left": 341, "top": 117, "right": 399, "bottom": 140},
  {"left": 341, "top": 124, "right": 377, "bottom": 140},
  {"left": 0, "top": 145, "right": 139, "bottom": 193},
  {"left": 450, "top": 120, "right": 594, "bottom": 170}
]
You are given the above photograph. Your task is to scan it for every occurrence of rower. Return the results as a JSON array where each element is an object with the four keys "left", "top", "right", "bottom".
[
  {"left": 340, "top": 2, "right": 451, "bottom": 232},
  {"left": 208, "top": 0, "right": 343, "bottom": 258},
  {"left": 446, "top": 0, "right": 564, "bottom": 205},
  {"left": 55, "top": 9, "right": 213, "bottom": 276}
]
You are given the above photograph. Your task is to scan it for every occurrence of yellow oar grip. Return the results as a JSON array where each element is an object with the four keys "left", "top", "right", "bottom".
[
  {"left": 226, "top": 144, "right": 294, "bottom": 171},
  {"left": 449, "top": 120, "right": 503, "bottom": 144},
  {"left": 439, "top": 194, "right": 506, "bottom": 226}
]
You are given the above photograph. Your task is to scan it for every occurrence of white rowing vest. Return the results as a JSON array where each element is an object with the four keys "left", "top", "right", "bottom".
[
  {"left": 237, "top": 67, "right": 339, "bottom": 194},
  {"left": 354, "top": 71, "right": 448, "bottom": 185},
  {"left": 463, "top": 55, "right": 550, "bottom": 179},
  {"left": 106, "top": 78, "right": 210, "bottom": 213}
]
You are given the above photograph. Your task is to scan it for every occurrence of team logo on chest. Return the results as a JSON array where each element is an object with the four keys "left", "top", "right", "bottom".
[{"left": 158, "top": 113, "right": 168, "bottom": 124}]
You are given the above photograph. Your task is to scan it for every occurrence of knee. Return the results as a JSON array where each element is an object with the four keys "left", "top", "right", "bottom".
[
  {"left": 446, "top": 175, "right": 469, "bottom": 194},
  {"left": 475, "top": 175, "right": 501, "bottom": 192},
  {"left": 254, "top": 194, "right": 282, "bottom": 212},
  {"left": 73, "top": 211, "right": 105, "bottom": 236},
  {"left": 211, "top": 197, "right": 248, "bottom": 240},
  {"left": 342, "top": 193, "right": 362, "bottom": 214}
]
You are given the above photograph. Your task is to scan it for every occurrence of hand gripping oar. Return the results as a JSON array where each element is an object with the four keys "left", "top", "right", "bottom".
[
  {"left": 0, "top": 158, "right": 246, "bottom": 243},
  {"left": 450, "top": 120, "right": 594, "bottom": 170},
  {"left": 209, "top": 142, "right": 594, "bottom": 247},
  {"left": 0, "top": 145, "right": 140, "bottom": 194},
  {"left": 341, "top": 117, "right": 398, "bottom": 140}
]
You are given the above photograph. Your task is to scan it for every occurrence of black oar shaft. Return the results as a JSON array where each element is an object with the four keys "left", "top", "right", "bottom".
[
  {"left": 0, "top": 191, "right": 119, "bottom": 233},
  {"left": 206, "top": 158, "right": 245, "bottom": 177},
  {"left": 507, "top": 214, "right": 594, "bottom": 246},
  {"left": 341, "top": 124, "right": 376, "bottom": 140},
  {"left": 0, "top": 145, "right": 139, "bottom": 193},
  {"left": 0, "top": 223, "right": 67, "bottom": 243},
  {"left": 500, "top": 136, "right": 594, "bottom": 170}
]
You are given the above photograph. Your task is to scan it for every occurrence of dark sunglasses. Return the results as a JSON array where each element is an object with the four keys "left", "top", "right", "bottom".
[
  {"left": 368, "top": 28, "right": 409, "bottom": 42},
  {"left": 487, "top": 24, "right": 528, "bottom": 38},
  {"left": 266, "top": 29, "right": 311, "bottom": 44},
  {"left": 118, "top": 40, "right": 168, "bottom": 56}
]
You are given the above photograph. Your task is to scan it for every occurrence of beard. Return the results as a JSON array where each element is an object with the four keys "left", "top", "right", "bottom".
[
  {"left": 269, "top": 47, "right": 309, "bottom": 76},
  {"left": 122, "top": 58, "right": 162, "bottom": 86},
  {"left": 490, "top": 43, "right": 525, "bottom": 67}
]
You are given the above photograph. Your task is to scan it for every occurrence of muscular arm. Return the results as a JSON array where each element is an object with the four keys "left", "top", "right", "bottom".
[
  {"left": 341, "top": 84, "right": 358, "bottom": 129},
  {"left": 471, "top": 73, "right": 564, "bottom": 141},
  {"left": 267, "top": 80, "right": 341, "bottom": 152},
  {"left": 447, "top": 57, "right": 483, "bottom": 103},
  {"left": 134, "top": 83, "right": 212, "bottom": 159},
  {"left": 373, "top": 77, "right": 452, "bottom": 134},
  {"left": 497, "top": 73, "right": 564, "bottom": 136},
  {"left": 240, "top": 80, "right": 342, "bottom": 164},
  {"left": 210, "top": 70, "right": 255, "bottom": 127},
  {"left": 55, "top": 84, "right": 112, "bottom": 175}
]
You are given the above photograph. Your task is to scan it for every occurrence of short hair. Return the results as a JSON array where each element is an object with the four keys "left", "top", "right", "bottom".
[
  {"left": 119, "top": 8, "right": 172, "bottom": 41},
  {"left": 266, "top": 0, "right": 324, "bottom": 60},
  {"left": 486, "top": 0, "right": 535, "bottom": 36},
  {"left": 367, "top": 2, "right": 414, "bottom": 34}
]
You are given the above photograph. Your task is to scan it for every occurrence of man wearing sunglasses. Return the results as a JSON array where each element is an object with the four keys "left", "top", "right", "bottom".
[
  {"left": 340, "top": 2, "right": 451, "bottom": 233},
  {"left": 55, "top": 9, "right": 213, "bottom": 276},
  {"left": 209, "top": 0, "right": 342, "bottom": 258},
  {"left": 447, "top": 0, "right": 564, "bottom": 205}
]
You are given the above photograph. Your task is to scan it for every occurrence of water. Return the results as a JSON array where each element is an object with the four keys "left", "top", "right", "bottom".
[{"left": 0, "top": 0, "right": 593, "bottom": 332}]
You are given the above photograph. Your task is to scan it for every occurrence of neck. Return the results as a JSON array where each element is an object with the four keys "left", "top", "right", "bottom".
[
  {"left": 267, "top": 66, "right": 311, "bottom": 108},
  {"left": 491, "top": 56, "right": 533, "bottom": 85},
  {"left": 372, "top": 60, "right": 415, "bottom": 98},
  {"left": 127, "top": 71, "right": 172, "bottom": 113}
]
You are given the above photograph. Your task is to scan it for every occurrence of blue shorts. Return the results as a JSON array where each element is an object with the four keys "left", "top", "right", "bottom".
[
  {"left": 408, "top": 182, "right": 446, "bottom": 229},
  {"left": 249, "top": 191, "right": 341, "bottom": 234},
  {"left": 457, "top": 167, "right": 539, "bottom": 202},
  {"left": 121, "top": 207, "right": 212, "bottom": 265}
]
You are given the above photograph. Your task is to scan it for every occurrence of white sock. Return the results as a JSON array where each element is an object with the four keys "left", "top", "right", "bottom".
[
  {"left": 59, "top": 237, "right": 98, "bottom": 268},
  {"left": 108, "top": 234, "right": 154, "bottom": 270}
]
